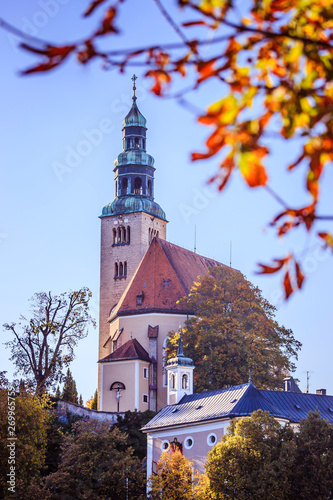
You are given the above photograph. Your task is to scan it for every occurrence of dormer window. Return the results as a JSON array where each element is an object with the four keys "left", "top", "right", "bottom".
[{"left": 136, "top": 291, "right": 144, "bottom": 306}]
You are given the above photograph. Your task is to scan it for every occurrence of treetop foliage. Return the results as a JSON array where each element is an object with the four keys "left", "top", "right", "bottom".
[
  {"left": 148, "top": 449, "right": 209, "bottom": 500},
  {"left": 1, "top": 0, "right": 333, "bottom": 297},
  {"left": 167, "top": 266, "right": 301, "bottom": 390}
]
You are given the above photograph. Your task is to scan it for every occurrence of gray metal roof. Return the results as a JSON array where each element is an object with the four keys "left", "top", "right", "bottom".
[{"left": 142, "top": 383, "right": 333, "bottom": 431}]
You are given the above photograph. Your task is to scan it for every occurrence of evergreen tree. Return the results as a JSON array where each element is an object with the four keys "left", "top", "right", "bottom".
[
  {"left": 61, "top": 369, "right": 78, "bottom": 404},
  {"left": 91, "top": 389, "right": 98, "bottom": 410},
  {"left": 115, "top": 410, "right": 156, "bottom": 460},
  {"left": 55, "top": 385, "right": 61, "bottom": 399},
  {"left": 19, "top": 379, "right": 26, "bottom": 393},
  {"left": 78, "top": 394, "right": 83, "bottom": 406}
]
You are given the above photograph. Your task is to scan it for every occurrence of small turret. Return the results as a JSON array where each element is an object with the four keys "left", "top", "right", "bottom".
[{"left": 166, "top": 330, "right": 195, "bottom": 405}]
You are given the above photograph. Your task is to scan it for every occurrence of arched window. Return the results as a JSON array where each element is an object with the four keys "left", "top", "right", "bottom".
[
  {"left": 127, "top": 226, "right": 130, "bottom": 244},
  {"left": 135, "top": 137, "right": 140, "bottom": 148},
  {"left": 182, "top": 374, "right": 189, "bottom": 390},
  {"left": 117, "top": 227, "right": 122, "bottom": 244},
  {"left": 134, "top": 177, "right": 142, "bottom": 194},
  {"left": 142, "top": 139, "right": 146, "bottom": 150},
  {"left": 113, "top": 228, "right": 117, "bottom": 245},
  {"left": 115, "top": 180, "right": 118, "bottom": 196},
  {"left": 170, "top": 373, "right": 176, "bottom": 390},
  {"left": 121, "top": 177, "right": 128, "bottom": 195},
  {"left": 124, "top": 261, "right": 127, "bottom": 276},
  {"left": 119, "top": 262, "right": 123, "bottom": 277},
  {"left": 122, "top": 226, "right": 126, "bottom": 243},
  {"left": 114, "top": 263, "right": 118, "bottom": 277},
  {"left": 148, "top": 228, "right": 151, "bottom": 244},
  {"left": 148, "top": 179, "right": 152, "bottom": 197}
]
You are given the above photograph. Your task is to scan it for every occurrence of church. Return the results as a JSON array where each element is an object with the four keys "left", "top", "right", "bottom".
[{"left": 97, "top": 78, "right": 230, "bottom": 413}]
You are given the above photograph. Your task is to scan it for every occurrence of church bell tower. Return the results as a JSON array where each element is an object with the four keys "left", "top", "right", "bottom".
[{"left": 98, "top": 76, "right": 168, "bottom": 365}]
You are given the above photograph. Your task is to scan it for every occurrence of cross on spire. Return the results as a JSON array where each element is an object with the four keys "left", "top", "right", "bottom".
[{"left": 131, "top": 74, "right": 137, "bottom": 101}]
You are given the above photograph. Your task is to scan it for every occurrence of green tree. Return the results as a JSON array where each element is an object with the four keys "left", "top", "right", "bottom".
[
  {"left": 205, "top": 410, "right": 333, "bottom": 499},
  {"left": 43, "top": 419, "right": 146, "bottom": 499},
  {"left": 167, "top": 266, "right": 301, "bottom": 391},
  {"left": 61, "top": 369, "right": 78, "bottom": 404},
  {"left": 55, "top": 385, "right": 61, "bottom": 399},
  {"left": 206, "top": 410, "right": 295, "bottom": 500},
  {"left": 3, "top": 288, "right": 96, "bottom": 392},
  {"left": 115, "top": 410, "right": 156, "bottom": 460},
  {"left": 148, "top": 449, "right": 209, "bottom": 500},
  {"left": 0, "top": 389, "right": 50, "bottom": 498},
  {"left": 78, "top": 394, "right": 83, "bottom": 405},
  {"left": 290, "top": 412, "right": 333, "bottom": 499}
]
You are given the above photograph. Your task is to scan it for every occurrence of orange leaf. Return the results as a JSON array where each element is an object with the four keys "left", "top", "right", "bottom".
[
  {"left": 145, "top": 70, "right": 171, "bottom": 96},
  {"left": 318, "top": 232, "right": 333, "bottom": 249},
  {"left": 197, "top": 58, "right": 218, "bottom": 83},
  {"left": 95, "top": 7, "right": 118, "bottom": 36},
  {"left": 239, "top": 149, "right": 268, "bottom": 187}
]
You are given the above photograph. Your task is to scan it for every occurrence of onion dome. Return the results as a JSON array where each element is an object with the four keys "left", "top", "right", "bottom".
[
  {"left": 122, "top": 99, "right": 147, "bottom": 128},
  {"left": 101, "top": 196, "right": 167, "bottom": 221}
]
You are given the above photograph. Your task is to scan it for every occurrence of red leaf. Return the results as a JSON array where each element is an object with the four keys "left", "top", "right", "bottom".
[
  {"left": 283, "top": 271, "right": 293, "bottom": 299},
  {"left": 21, "top": 61, "right": 62, "bottom": 75},
  {"left": 182, "top": 20, "right": 208, "bottom": 27},
  {"left": 257, "top": 255, "right": 291, "bottom": 275},
  {"left": 84, "top": 0, "right": 107, "bottom": 17},
  {"left": 295, "top": 261, "right": 305, "bottom": 289}
]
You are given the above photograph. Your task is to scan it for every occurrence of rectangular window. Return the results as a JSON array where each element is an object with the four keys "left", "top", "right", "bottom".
[
  {"left": 143, "top": 394, "right": 149, "bottom": 403},
  {"left": 143, "top": 367, "right": 148, "bottom": 379}
]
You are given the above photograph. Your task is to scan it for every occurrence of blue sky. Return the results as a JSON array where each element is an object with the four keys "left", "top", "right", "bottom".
[{"left": 0, "top": 0, "right": 332, "bottom": 402}]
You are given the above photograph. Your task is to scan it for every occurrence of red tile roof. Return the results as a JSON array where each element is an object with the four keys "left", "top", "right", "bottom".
[
  {"left": 98, "top": 338, "right": 151, "bottom": 363},
  {"left": 113, "top": 238, "right": 227, "bottom": 317}
]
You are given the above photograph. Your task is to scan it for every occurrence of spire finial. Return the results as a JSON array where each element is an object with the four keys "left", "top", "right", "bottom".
[
  {"left": 177, "top": 327, "right": 184, "bottom": 357},
  {"left": 131, "top": 74, "right": 137, "bottom": 101}
]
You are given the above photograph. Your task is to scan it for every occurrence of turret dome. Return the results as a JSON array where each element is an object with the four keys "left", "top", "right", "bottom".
[
  {"left": 122, "top": 99, "right": 147, "bottom": 128},
  {"left": 101, "top": 196, "right": 167, "bottom": 221}
]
